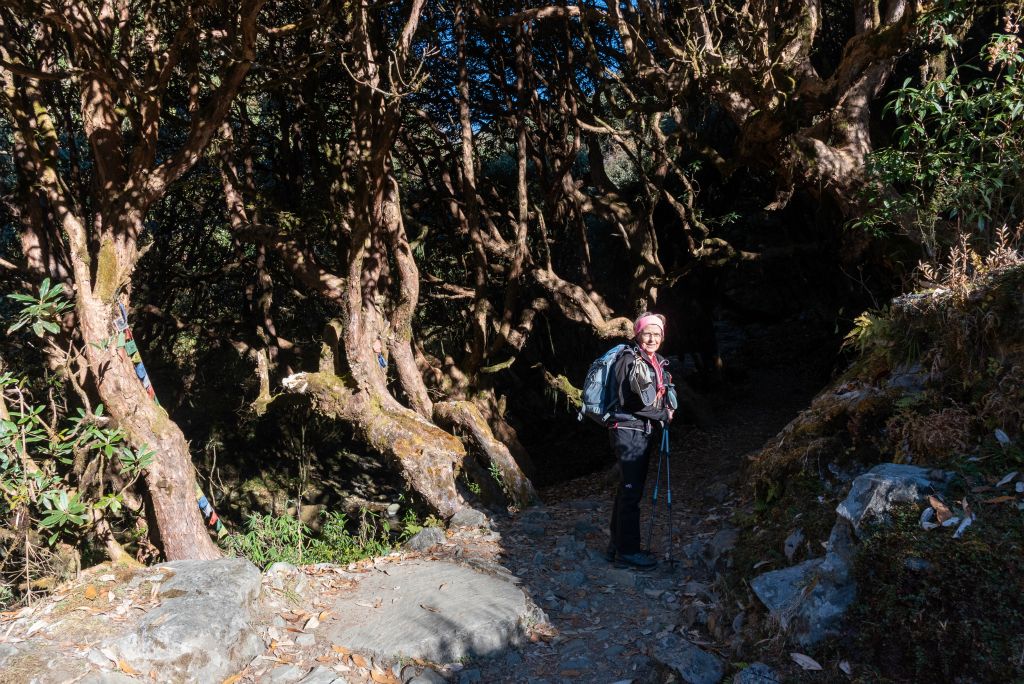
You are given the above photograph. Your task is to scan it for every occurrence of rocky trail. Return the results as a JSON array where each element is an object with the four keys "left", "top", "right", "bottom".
[{"left": 0, "top": 324, "right": 831, "bottom": 684}]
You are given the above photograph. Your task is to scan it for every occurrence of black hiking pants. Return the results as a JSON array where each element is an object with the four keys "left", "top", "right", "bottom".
[{"left": 608, "top": 420, "right": 660, "bottom": 555}]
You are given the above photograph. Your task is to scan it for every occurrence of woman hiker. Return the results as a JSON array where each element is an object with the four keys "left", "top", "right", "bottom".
[{"left": 606, "top": 312, "right": 677, "bottom": 568}]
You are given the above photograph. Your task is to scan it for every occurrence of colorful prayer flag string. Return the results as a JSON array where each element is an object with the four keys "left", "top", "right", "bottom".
[{"left": 115, "top": 303, "right": 227, "bottom": 539}]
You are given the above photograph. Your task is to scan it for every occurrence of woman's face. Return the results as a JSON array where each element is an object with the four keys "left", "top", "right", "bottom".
[{"left": 637, "top": 324, "right": 663, "bottom": 355}]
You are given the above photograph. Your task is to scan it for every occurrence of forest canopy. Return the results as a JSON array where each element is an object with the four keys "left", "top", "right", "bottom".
[{"left": 0, "top": 0, "right": 1021, "bottom": 578}]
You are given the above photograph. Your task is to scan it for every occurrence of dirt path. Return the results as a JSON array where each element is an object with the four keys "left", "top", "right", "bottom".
[{"left": 454, "top": 323, "right": 835, "bottom": 682}]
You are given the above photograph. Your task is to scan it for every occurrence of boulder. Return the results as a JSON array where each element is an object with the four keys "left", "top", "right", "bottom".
[
  {"left": 404, "top": 527, "right": 447, "bottom": 551},
  {"left": 111, "top": 558, "right": 263, "bottom": 682},
  {"left": 750, "top": 520, "right": 857, "bottom": 646},
  {"left": 836, "top": 463, "right": 955, "bottom": 533},
  {"left": 648, "top": 632, "right": 725, "bottom": 684},
  {"left": 449, "top": 507, "right": 488, "bottom": 529}
]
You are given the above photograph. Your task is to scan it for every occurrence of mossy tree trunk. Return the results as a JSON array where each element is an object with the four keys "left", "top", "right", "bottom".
[{"left": 0, "top": 1, "right": 266, "bottom": 559}]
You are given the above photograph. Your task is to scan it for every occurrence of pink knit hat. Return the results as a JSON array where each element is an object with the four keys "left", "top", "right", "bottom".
[{"left": 633, "top": 313, "right": 666, "bottom": 338}]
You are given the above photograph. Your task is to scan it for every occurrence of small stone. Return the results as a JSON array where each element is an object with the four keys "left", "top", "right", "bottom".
[
  {"left": 457, "top": 668, "right": 482, "bottom": 683},
  {"left": 560, "top": 570, "right": 586, "bottom": 588},
  {"left": 297, "top": 666, "right": 342, "bottom": 684},
  {"left": 265, "top": 664, "right": 306, "bottom": 684},
  {"left": 573, "top": 521, "right": 600, "bottom": 538},
  {"left": 733, "top": 662, "right": 780, "bottom": 684},
  {"left": 521, "top": 523, "right": 547, "bottom": 537},
  {"left": 295, "top": 632, "right": 316, "bottom": 647},
  {"left": 904, "top": 557, "right": 932, "bottom": 572},
  {"left": 604, "top": 644, "right": 625, "bottom": 659},
  {"left": 86, "top": 648, "right": 111, "bottom": 668},
  {"left": 409, "top": 668, "right": 448, "bottom": 684},
  {"left": 561, "top": 656, "right": 595, "bottom": 670}
]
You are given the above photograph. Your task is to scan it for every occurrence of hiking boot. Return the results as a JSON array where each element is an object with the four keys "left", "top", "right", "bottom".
[{"left": 615, "top": 550, "right": 657, "bottom": 569}]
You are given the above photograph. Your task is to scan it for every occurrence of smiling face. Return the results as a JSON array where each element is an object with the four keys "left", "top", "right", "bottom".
[{"left": 636, "top": 324, "right": 664, "bottom": 355}]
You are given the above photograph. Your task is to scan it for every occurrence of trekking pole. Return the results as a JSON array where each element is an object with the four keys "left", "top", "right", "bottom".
[
  {"left": 663, "top": 427, "right": 675, "bottom": 569},
  {"left": 645, "top": 433, "right": 665, "bottom": 552}
]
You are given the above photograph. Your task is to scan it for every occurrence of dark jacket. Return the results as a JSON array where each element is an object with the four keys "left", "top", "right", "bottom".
[{"left": 610, "top": 344, "right": 672, "bottom": 424}]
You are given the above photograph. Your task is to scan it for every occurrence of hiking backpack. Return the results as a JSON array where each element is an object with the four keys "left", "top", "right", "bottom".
[{"left": 578, "top": 344, "right": 634, "bottom": 425}]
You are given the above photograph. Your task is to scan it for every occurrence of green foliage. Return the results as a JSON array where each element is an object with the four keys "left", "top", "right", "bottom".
[
  {"left": 0, "top": 377, "right": 148, "bottom": 547},
  {"left": 856, "top": 33, "right": 1024, "bottom": 254},
  {"left": 841, "top": 309, "right": 893, "bottom": 356},
  {"left": 5, "top": 278, "right": 74, "bottom": 337},
  {"left": 226, "top": 508, "right": 408, "bottom": 570},
  {"left": 851, "top": 504, "right": 1024, "bottom": 681}
]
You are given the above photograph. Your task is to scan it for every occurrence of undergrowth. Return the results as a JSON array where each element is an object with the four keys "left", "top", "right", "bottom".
[
  {"left": 226, "top": 508, "right": 440, "bottom": 569},
  {"left": 850, "top": 504, "right": 1024, "bottom": 681}
]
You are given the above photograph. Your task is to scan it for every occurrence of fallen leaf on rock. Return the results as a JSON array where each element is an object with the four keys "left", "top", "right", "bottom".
[
  {"left": 953, "top": 514, "right": 974, "bottom": 539},
  {"left": 317, "top": 610, "right": 331, "bottom": 621},
  {"left": 928, "top": 496, "right": 953, "bottom": 523},
  {"left": 221, "top": 674, "right": 243, "bottom": 684},
  {"left": 784, "top": 528, "right": 804, "bottom": 562},
  {"left": 315, "top": 655, "right": 334, "bottom": 663},
  {"left": 118, "top": 659, "right": 139, "bottom": 675},
  {"left": 351, "top": 653, "right": 368, "bottom": 668},
  {"left": 995, "top": 428, "right": 1011, "bottom": 446},
  {"left": 25, "top": 620, "right": 47, "bottom": 637},
  {"left": 997, "top": 471, "right": 1018, "bottom": 487},
  {"left": 983, "top": 496, "right": 1017, "bottom": 504},
  {"left": 98, "top": 574, "right": 117, "bottom": 583},
  {"left": 84, "top": 585, "right": 98, "bottom": 601},
  {"left": 370, "top": 669, "right": 399, "bottom": 683},
  {"left": 100, "top": 647, "right": 119, "bottom": 664},
  {"left": 303, "top": 615, "right": 320, "bottom": 630},
  {"left": 420, "top": 604, "right": 439, "bottom": 613},
  {"left": 839, "top": 660, "right": 853, "bottom": 675},
  {"left": 752, "top": 559, "right": 773, "bottom": 569},
  {"left": 331, "top": 644, "right": 351, "bottom": 655},
  {"left": 790, "top": 652, "right": 823, "bottom": 670},
  {"left": 919, "top": 507, "right": 938, "bottom": 530}
]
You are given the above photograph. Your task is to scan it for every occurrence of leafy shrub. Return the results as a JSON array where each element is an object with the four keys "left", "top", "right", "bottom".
[{"left": 226, "top": 508, "right": 409, "bottom": 569}]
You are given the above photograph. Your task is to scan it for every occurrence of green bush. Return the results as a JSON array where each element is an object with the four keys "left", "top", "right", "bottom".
[{"left": 226, "top": 508, "right": 405, "bottom": 569}]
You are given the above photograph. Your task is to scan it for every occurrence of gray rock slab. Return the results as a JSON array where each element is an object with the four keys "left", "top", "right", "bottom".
[
  {"left": 111, "top": 558, "right": 263, "bottom": 683},
  {"left": 649, "top": 632, "right": 724, "bottom": 684},
  {"left": 836, "top": 463, "right": 955, "bottom": 532},
  {"left": 323, "top": 560, "right": 542, "bottom": 664}
]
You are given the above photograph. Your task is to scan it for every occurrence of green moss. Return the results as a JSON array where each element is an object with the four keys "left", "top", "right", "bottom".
[
  {"left": 850, "top": 504, "right": 1024, "bottom": 681},
  {"left": 94, "top": 239, "right": 120, "bottom": 303}
]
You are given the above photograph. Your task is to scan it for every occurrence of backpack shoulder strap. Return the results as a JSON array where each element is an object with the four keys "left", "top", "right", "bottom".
[{"left": 613, "top": 344, "right": 637, "bottom": 410}]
